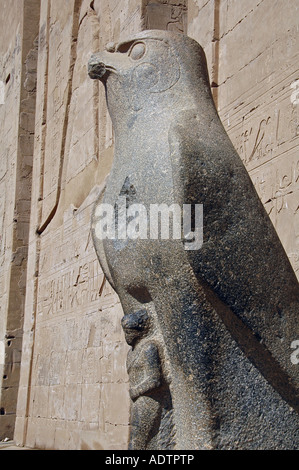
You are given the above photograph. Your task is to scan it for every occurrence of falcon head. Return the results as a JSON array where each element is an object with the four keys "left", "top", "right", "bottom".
[{"left": 88, "top": 30, "right": 210, "bottom": 115}]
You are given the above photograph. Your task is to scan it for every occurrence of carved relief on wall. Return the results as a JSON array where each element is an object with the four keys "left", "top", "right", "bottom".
[
  {"left": 220, "top": 65, "right": 299, "bottom": 279},
  {"left": 143, "top": 0, "right": 188, "bottom": 33}
]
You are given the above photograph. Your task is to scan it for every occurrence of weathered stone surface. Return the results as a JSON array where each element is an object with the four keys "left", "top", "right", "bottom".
[
  {"left": 90, "top": 30, "right": 299, "bottom": 450},
  {"left": 0, "top": 0, "right": 40, "bottom": 441},
  {"left": 143, "top": 0, "right": 188, "bottom": 33}
]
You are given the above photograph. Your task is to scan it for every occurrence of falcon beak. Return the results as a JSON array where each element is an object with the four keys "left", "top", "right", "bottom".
[{"left": 88, "top": 53, "right": 116, "bottom": 81}]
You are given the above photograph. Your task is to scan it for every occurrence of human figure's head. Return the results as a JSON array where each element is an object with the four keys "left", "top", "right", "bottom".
[{"left": 121, "top": 309, "right": 151, "bottom": 346}]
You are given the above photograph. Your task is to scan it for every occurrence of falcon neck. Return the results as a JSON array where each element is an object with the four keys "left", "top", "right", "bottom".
[{"left": 107, "top": 88, "right": 216, "bottom": 142}]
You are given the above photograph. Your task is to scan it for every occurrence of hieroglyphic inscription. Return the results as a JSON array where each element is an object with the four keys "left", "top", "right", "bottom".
[
  {"left": 38, "top": 260, "right": 104, "bottom": 317},
  {"left": 234, "top": 107, "right": 298, "bottom": 167},
  {"left": 37, "top": 197, "right": 118, "bottom": 320},
  {"left": 226, "top": 74, "right": 299, "bottom": 170},
  {"left": 252, "top": 157, "right": 299, "bottom": 207},
  {"left": 224, "top": 72, "right": 299, "bottom": 282},
  {"left": 144, "top": 0, "right": 188, "bottom": 33},
  {"left": 221, "top": 69, "right": 299, "bottom": 282},
  {"left": 250, "top": 155, "right": 299, "bottom": 278}
]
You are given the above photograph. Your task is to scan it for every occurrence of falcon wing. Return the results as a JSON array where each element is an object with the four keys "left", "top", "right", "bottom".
[{"left": 168, "top": 109, "right": 299, "bottom": 408}]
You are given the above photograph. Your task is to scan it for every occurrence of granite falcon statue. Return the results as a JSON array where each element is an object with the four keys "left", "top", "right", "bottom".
[{"left": 88, "top": 30, "right": 299, "bottom": 450}]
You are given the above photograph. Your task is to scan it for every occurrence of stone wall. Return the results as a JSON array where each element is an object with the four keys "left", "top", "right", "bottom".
[
  {"left": 14, "top": 0, "right": 133, "bottom": 450},
  {"left": 0, "top": 0, "right": 40, "bottom": 440},
  {"left": 0, "top": 0, "right": 297, "bottom": 450}
]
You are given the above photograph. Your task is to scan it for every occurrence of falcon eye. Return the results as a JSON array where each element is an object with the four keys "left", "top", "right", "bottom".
[{"left": 129, "top": 42, "right": 146, "bottom": 61}]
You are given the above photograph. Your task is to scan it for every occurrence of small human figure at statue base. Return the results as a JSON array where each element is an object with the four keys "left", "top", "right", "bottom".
[{"left": 121, "top": 309, "right": 174, "bottom": 450}]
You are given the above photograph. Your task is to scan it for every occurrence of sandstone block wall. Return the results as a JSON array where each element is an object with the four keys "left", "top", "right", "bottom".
[
  {"left": 0, "top": 0, "right": 40, "bottom": 440},
  {"left": 14, "top": 0, "right": 134, "bottom": 450},
  {"left": 0, "top": 0, "right": 297, "bottom": 450}
]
